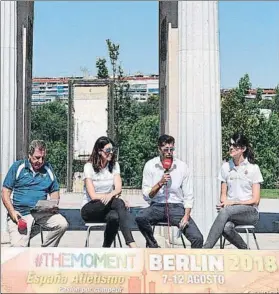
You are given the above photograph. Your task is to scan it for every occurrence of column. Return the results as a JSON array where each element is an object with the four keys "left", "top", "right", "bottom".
[
  {"left": 1, "top": 1, "right": 33, "bottom": 241},
  {"left": 177, "top": 1, "right": 221, "bottom": 236},
  {"left": 1, "top": 1, "right": 17, "bottom": 236}
]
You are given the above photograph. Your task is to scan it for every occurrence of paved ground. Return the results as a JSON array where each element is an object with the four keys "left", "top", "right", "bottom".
[{"left": 1, "top": 191, "right": 278, "bottom": 249}]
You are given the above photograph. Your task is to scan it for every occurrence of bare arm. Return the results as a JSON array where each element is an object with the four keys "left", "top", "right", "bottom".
[
  {"left": 113, "top": 173, "right": 122, "bottom": 197},
  {"left": 1, "top": 187, "right": 20, "bottom": 223},
  {"left": 145, "top": 175, "right": 170, "bottom": 199},
  {"left": 142, "top": 163, "right": 157, "bottom": 200},
  {"left": 184, "top": 207, "right": 191, "bottom": 218},
  {"left": 148, "top": 181, "right": 163, "bottom": 198},
  {"left": 142, "top": 163, "right": 170, "bottom": 200},
  {"left": 220, "top": 182, "right": 227, "bottom": 203},
  {"left": 49, "top": 191, "right": 60, "bottom": 205},
  {"left": 85, "top": 179, "right": 108, "bottom": 200},
  {"left": 85, "top": 173, "right": 122, "bottom": 201},
  {"left": 234, "top": 183, "right": 261, "bottom": 206}
]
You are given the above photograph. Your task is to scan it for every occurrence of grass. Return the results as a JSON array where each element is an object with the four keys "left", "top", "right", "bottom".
[{"left": 261, "top": 189, "right": 279, "bottom": 199}]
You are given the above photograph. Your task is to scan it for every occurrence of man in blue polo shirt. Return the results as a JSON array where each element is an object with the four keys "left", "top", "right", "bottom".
[{"left": 1, "top": 140, "right": 68, "bottom": 247}]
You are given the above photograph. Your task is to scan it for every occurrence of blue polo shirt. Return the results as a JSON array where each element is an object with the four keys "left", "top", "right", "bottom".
[{"left": 3, "top": 159, "right": 59, "bottom": 216}]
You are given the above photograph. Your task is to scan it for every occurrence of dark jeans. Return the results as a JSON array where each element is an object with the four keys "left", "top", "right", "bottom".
[
  {"left": 81, "top": 198, "right": 135, "bottom": 247},
  {"left": 203, "top": 205, "right": 259, "bottom": 249},
  {"left": 135, "top": 202, "right": 203, "bottom": 248}
]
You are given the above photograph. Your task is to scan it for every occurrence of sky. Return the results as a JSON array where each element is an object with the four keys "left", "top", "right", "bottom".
[{"left": 33, "top": 1, "right": 279, "bottom": 89}]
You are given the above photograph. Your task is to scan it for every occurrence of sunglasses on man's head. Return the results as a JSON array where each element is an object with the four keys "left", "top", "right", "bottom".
[
  {"left": 102, "top": 147, "right": 117, "bottom": 154},
  {"left": 162, "top": 147, "right": 175, "bottom": 153}
]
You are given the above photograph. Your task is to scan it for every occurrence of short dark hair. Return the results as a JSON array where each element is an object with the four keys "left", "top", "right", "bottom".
[
  {"left": 29, "top": 140, "right": 46, "bottom": 155},
  {"left": 158, "top": 134, "right": 175, "bottom": 147}
]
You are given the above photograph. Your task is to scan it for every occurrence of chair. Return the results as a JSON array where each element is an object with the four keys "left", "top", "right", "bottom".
[
  {"left": 152, "top": 222, "right": 187, "bottom": 248},
  {"left": 85, "top": 223, "right": 123, "bottom": 248},
  {"left": 220, "top": 225, "right": 260, "bottom": 250}
]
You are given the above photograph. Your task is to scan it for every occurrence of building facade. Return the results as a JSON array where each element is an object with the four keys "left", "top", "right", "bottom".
[
  {"left": 246, "top": 89, "right": 276, "bottom": 100},
  {"left": 31, "top": 75, "right": 159, "bottom": 106},
  {"left": 32, "top": 77, "right": 72, "bottom": 106},
  {"left": 124, "top": 75, "right": 159, "bottom": 102}
]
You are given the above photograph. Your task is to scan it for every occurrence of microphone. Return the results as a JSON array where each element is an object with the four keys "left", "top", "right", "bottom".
[{"left": 162, "top": 156, "right": 173, "bottom": 172}]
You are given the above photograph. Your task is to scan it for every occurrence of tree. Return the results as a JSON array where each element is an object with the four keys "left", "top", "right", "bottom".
[
  {"left": 104, "top": 39, "right": 161, "bottom": 187},
  {"left": 274, "top": 86, "right": 279, "bottom": 113},
  {"left": 221, "top": 74, "right": 279, "bottom": 188},
  {"left": 253, "top": 112, "right": 279, "bottom": 188},
  {"left": 96, "top": 58, "right": 109, "bottom": 79},
  {"left": 31, "top": 101, "right": 68, "bottom": 185},
  {"left": 106, "top": 39, "right": 133, "bottom": 146},
  {"left": 120, "top": 115, "right": 159, "bottom": 187},
  {"left": 137, "top": 94, "right": 160, "bottom": 117},
  {"left": 238, "top": 73, "right": 252, "bottom": 104},
  {"left": 31, "top": 101, "right": 67, "bottom": 143},
  {"left": 255, "top": 88, "right": 263, "bottom": 103},
  {"left": 106, "top": 39, "right": 120, "bottom": 141},
  {"left": 46, "top": 141, "right": 67, "bottom": 186}
]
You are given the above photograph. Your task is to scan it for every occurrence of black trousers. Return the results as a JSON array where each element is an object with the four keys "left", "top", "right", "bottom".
[
  {"left": 135, "top": 202, "right": 203, "bottom": 248},
  {"left": 81, "top": 198, "right": 135, "bottom": 247}
]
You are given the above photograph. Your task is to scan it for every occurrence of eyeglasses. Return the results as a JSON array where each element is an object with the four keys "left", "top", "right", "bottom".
[
  {"left": 162, "top": 147, "right": 175, "bottom": 153},
  {"left": 102, "top": 147, "right": 117, "bottom": 154},
  {"left": 228, "top": 143, "right": 241, "bottom": 150}
]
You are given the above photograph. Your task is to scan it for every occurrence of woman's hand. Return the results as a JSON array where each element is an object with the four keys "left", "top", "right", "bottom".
[
  {"left": 220, "top": 200, "right": 236, "bottom": 207},
  {"left": 123, "top": 200, "right": 130, "bottom": 208},
  {"left": 100, "top": 194, "right": 113, "bottom": 205}
]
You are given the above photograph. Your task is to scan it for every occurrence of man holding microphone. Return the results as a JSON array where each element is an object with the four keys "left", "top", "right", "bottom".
[{"left": 135, "top": 134, "right": 203, "bottom": 248}]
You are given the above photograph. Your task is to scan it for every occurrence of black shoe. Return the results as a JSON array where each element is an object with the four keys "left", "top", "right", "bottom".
[{"left": 146, "top": 243, "right": 161, "bottom": 248}]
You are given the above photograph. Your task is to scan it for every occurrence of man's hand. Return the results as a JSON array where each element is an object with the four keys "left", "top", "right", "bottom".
[
  {"left": 220, "top": 200, "right": 236, "bottom": 207},
  {"left": 100, "top": 194, "right": 113, "bottom": 205},
  {"left": 11, "top": 211, "right": 22, "bottom": 224},
  {"left": 159, "top": 173, "right": 171, "bottom": 186},
  {"left": 49, "top": 206, "right": 59, "bottom": 214},
  {"left": 179, "top": 215, "right": 189, "bottom": 230}
]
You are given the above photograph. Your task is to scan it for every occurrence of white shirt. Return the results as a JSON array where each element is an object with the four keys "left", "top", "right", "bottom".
[
  {"left": 82, "top": 162, "right": 120, "bottom": 208},
  {"left": 218, "top": 158, "right": 263, "bottom": 209},
  {"left": 142, "top": 156, "right": 194, "bottom": 208}
]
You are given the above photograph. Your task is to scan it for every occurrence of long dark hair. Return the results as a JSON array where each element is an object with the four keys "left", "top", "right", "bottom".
[
  {"left": 230, "top": 132, "right": 255, "bottom": 164},
  {"left": 88, "top": 136, "right": 116, "bottom": 173}
]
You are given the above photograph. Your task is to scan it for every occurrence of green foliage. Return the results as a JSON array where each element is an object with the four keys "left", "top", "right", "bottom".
[
  {"left": 221, "top": 74, "right": 279, "bottom": 188},
  {"left": 105, "top": 39, "right": 160, "bottom": 187},
  {"left": 253, "top": 113, "right": 279, "bottom": 188},
  {"left": 274, "top": 86, "right": 279, "bottom": 113},
  {"left": 96, "top": 58, "right": 109, "bottom": 79},
  {"left": 31, "top": 101, "right": 68, "bottom": 185},
  {"left": 120, "top": 115, "right": 159, "bottom": 187},
  {"left": 31, "top": 101, "right": 67, "bottom": 143},
  {"left": 45, "top": 141, "right": 67, "bottom": 186},
  {"left": 31, "top": 64, "right": 278, "bottom": 191},
  {"left": 261, "top": 189, "right": 279, "bottom": 199}
]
